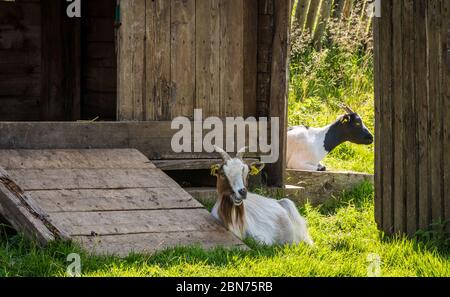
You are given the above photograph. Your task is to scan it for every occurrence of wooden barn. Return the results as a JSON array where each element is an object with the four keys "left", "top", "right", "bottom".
[
  {"left": 0, "top": 0, "right": 292, "bottom": 255},
  {"left": 374, "top": 0, "right": 450, "bottom": 235},
  {"left": 0, "top": 0, "right": 448, "bottom": 256}
]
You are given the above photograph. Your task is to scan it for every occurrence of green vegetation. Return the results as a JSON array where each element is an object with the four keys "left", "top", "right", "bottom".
[
  {"left": 289, "top": 16, "right": 375, "bottom": 173},
  {"left": 1, "top": 182, "right": 448, "bottom": 277}
]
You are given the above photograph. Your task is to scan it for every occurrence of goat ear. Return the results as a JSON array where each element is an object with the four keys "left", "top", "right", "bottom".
[
  {"left": 249, "top": 162, "right": 265, "bottom": 176},
  {"left": 210, "top": 164, "right": 221, "bottom": 177},
  {"left": 340, "top": 114, "right": 350, "bottom": 124}
]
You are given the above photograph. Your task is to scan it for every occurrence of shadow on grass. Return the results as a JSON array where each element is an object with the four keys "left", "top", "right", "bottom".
[
  {"left": 0, "top": 228, "right": 292, "bottom": 276},
  {"left": 316, "top": 181, "right": 374, "bottom": 216}
]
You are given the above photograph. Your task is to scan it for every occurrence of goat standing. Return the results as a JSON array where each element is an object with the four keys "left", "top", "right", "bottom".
[{"left": 211, "top": 146, "right": 313, "bottom": 246}]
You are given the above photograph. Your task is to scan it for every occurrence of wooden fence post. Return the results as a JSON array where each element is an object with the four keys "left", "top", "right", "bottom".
[
  {"left": 305, "top": 0, "right": 321, "bottom": 35},
  {"left": 294, "top": 0, "right": 311, "bottom": 30},
  {"left": 313, "top": 0, "right": 332, "bottom": 48}
]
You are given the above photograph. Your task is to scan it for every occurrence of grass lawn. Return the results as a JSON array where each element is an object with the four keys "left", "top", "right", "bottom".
[{"left": 0, "top": 182, "right": 448, "bottom": 277}]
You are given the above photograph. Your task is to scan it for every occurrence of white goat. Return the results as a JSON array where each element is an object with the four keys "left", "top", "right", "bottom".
[
  {"left": 210, "top": 146, "right": 313, "bottom": 246},
  {"left": 287, "top": 105, "right": 373, "bottom": 171}
]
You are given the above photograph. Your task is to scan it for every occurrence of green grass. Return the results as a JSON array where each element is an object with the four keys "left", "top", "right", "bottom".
[{"left": 1, "top": 182, "right": 448, "bottom": 277}]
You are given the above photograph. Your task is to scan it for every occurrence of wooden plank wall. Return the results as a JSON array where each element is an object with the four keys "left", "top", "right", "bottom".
[
  {"left": 256, "top": 0, "right": 274, "bottom": 118},
  {"left": 117, "top": 0, "right": 258, "bottom": 121},
  {"left": 41, "top": 0, "right": 81, "bottom": 121},
  {"left": 265, "top": 0, "right": 291, "bottom": 187},
  {"left": 374, "top": 0, "right": 450, "bottom": 235},
  {"left": 81, "top": 0, "right": 117, "bottom": 120},
  {"left": 0, "top": 0, "right": 41, "bottom": 121}
]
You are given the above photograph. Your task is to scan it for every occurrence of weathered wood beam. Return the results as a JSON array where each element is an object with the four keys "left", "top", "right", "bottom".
[
  {"left": 265, "top": 0, "right": 292, "bottom": 187},
  {"left": 0, "top": 122, "right": 261, "bottom": 160},
  {"left": 0, "top": 166, "right": 69, "bottom": 246}
]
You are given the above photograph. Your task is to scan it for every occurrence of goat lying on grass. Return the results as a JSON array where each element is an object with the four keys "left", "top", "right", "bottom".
[
  {"left": 287, "top": 105, "right": 373, "bottom": 171},
  {"left": 211, "top": 146, "right": 313, "bottom": 246}
]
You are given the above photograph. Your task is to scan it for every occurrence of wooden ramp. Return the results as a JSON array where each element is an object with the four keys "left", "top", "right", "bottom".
[{"left": 0, "top": 149, "right": 244, "bottom": 256}]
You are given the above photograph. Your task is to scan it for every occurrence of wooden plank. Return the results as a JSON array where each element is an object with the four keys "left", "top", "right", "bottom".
[
  {"left": 0, "top": 2, "right": 41, "bottom": 26},
  {"left": 153, "top": 158, "right": 259, "bottom": 171},
  {"left": 442, "top": 0, "right": 450, "bottom": 230},
  {"left": 117, "top": 0, "right": 145, "bottom": 120},
  {"left": 305, "top": 0, "right": 320, "bottom": 34},
  {"left": 265, "top": 0, "right": 291, "bottom": 187},
  {"left": 85, "top": 0, "right": 116, "bottom": 18},
  {"left": 170, "top": 0, "right": 196, "bottom": 119},
  {"left": 0, "top": 149, "right": 246, "bottom": 255},
  {"left": 392, "top": 0, "right": 405, "bottom": 234},
  {"left": 0, "top": 166, "right": 66, "bottom": 245},
  {"left": 0, "top": 0, "right": 42, "bottom": 122},
  {"left": 332, "top": 0, "right": 345, "bottom": 19},
  {"left": 84, "top": 68, "right": 116, "bottom": 93},
  {"left": 84, "top": 42, "right": 116, "bottom": 68},
  {"left": 342, "top": 0, "right": 353, "bottom": 19},
  {"left": 313, "top": 0, "right": 332, "bottom": 49},
  {"left": 414, "top": 0, "right": 430, "bottom": 231},
  {"left": 145, "top": 0, "right": 171, "bottom": 121},
  {"left": 82, "top": 1, "right": 116, "bottom": 121},
  {"left": 373, "top": 7, "right": 383, "bottom": 230},
  {"left": 402, "top": 0, "right": 417, "bottom": 236},
  {"left": 427, "top": 0, "right": 444, "bottom": 226},
  {"left": 256, "top": 6, "right": 273, "bottom": 117},
  {"left": 41, "top": 0, "right": 81, "bottom": 120},
  {"left": 85, "top": 18, "right": 115, "bottom": 43},
  {"left": 82, "top": 93, "right": 116, "bottom": 120},
  {"left": 28, "top": 188, "right": 202, "bottom": 213},
  {"left": 48, "top": 208, "right": 226, "bottom": 236},
  {"left": 294, "top": 0, "right": 311, "bottom": 30},
  {"left": 220, "top": 0, "right": 244, "bottom": 117},
  {"left": 0, "top": 97, "right": 40, "bottom": 121},
  {"left": 0, "top": 49, "right": 41, "bottom": 65},
  {"left": 7, "top": 168, "right": 175, "bottom": 191},
  {"left": 259, "top": 0, "right": 274, "bottom": 15},
  {"left": 74, "top": 230, "right": 245, "bottom": 256},
  {"left": 243, "top": 0, "right": 258, "bottom": 117},
  {"left": 0, "top": 25, "right": 41, "bottom": 50},
  {"left": 0, "top": 74, "right": 41, "bottom": 97},
  {"left": 0, "top": 149, "right": 155, "bottom": 170},
  {"left": 195, "top": 0, "right": 221, "bottom": 118},
  {"left": 380, "top": 0, "right": 394, "bottom": 234},
  {"left": 0, "top": 122, "right": 261, "bottom": 160}
]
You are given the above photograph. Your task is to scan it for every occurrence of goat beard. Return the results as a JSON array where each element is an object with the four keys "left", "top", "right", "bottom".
[{"left": 230, "top": 193, "right": 244, "bottom": 206}]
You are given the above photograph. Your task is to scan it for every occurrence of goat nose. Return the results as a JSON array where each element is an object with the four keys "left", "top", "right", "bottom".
[{"left": 238, "top": 188, "right": 247, "bottom": 196}]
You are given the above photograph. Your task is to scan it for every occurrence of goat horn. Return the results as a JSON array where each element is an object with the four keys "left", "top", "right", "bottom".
[
  {"left": 236, "top": 147, "right": 247, "bottom": 160},
  {"left": 339, "top": 103, "right": 355, "bottom": 114},
  {"left": 214, "top": 145, "right": 231, "bottom": 161}
]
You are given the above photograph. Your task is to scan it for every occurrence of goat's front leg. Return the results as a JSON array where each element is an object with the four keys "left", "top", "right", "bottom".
[
  {"left": 317, "top": 163, "right": 327, "bottom": 171},
  {"left": 296, "top": 163, "right": 321, "bottom": 171}
]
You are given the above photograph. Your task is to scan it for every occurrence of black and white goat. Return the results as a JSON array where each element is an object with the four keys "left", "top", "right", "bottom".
[
  {"left": 211, "top": 146, "right": 313, "bottom": 246},
  {"left": 287, "top": 105, "right": 373, "bottom": 171}
]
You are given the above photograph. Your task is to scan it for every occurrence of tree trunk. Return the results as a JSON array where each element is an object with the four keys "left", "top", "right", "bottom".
[
  {"left": 294, "top": 0, "right": 311, "bottom": 30},
  {"left": 305, "top": 0, "right": 321, "bottom": 35}
]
